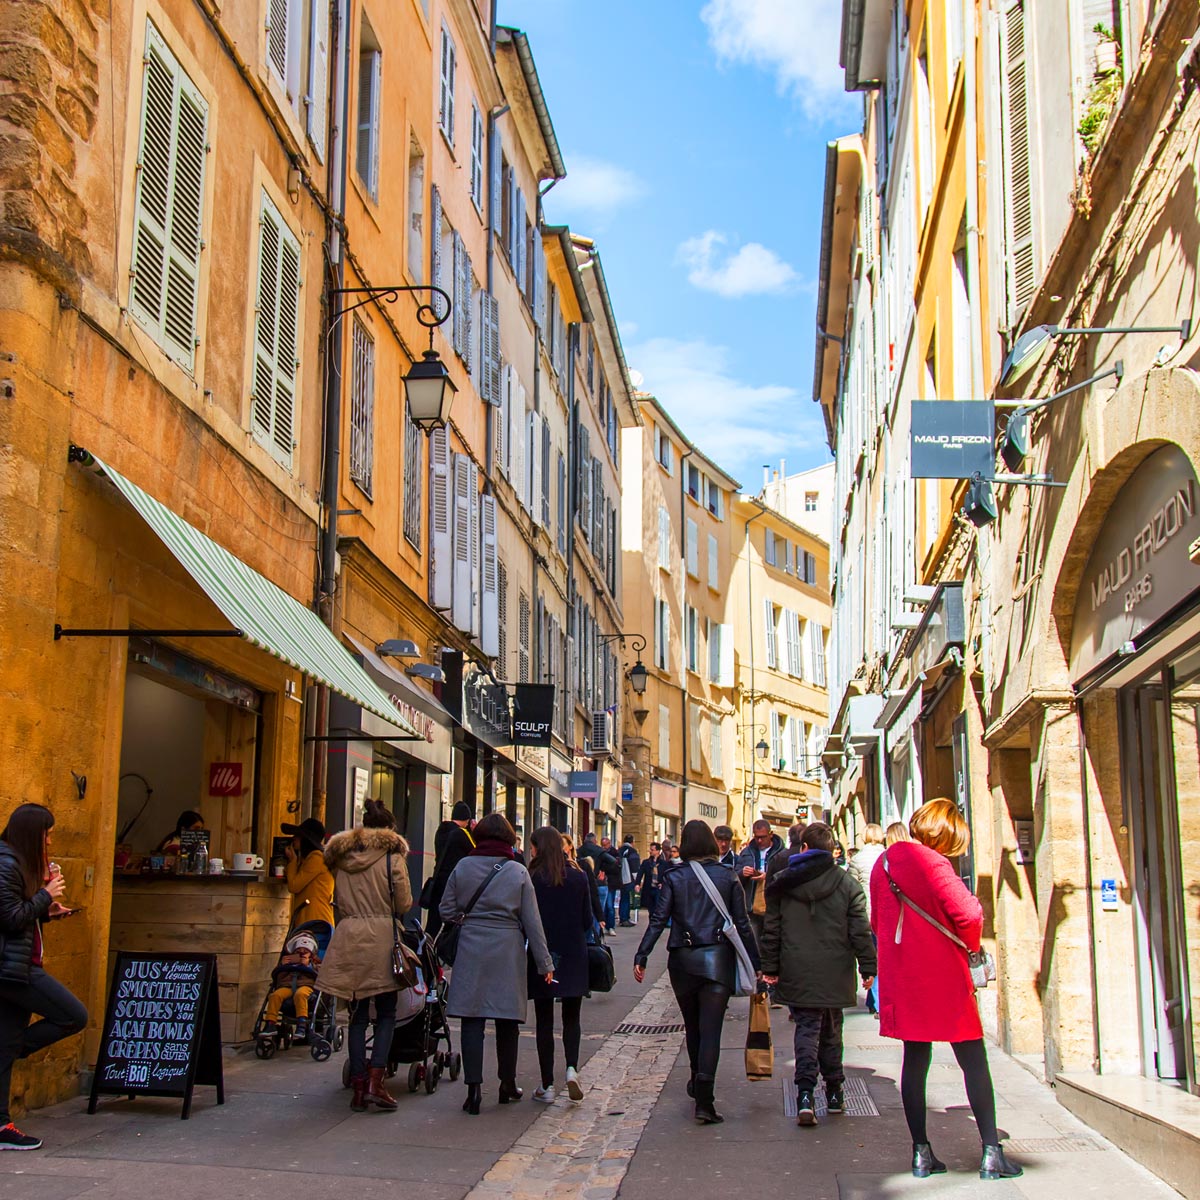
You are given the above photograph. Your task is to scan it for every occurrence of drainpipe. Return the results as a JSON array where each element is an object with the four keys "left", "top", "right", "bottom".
[
  {"left": 679, "top": 446, "right": 694, "bottom": 816},
  {"left": 313, "top": 0, "right": 352, "bottom": 822},
  {"left": 744, "top": 497, "right": 769, "bottom": 823}
]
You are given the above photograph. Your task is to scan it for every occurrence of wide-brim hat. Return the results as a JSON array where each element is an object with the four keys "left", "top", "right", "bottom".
[{"left": 282, "top": 817, "right": 326, "bottom": 849}]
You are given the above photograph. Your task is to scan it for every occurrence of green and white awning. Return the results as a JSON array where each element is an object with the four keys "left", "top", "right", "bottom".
[{"left": 85, "top": 453, "right": 417, "bottom": 733}]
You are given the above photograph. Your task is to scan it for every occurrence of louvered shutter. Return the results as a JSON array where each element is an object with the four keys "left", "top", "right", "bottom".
[
  {"left": 718, "top": 623, "right": 734, "bottom": 687},
  {"left": 790, "top": 719, "right": 803, "bottom": 775},
  {"left": 469, "top": 461, "right": 481, "bottom": 639},
  {"left": 518, "top": 593, "right": 531, "bottom": 682},
  {"left": 708, "top": 533, "right": 719, "bottom": 589},
  {"left": 497, "top": 561, "right": 508, "bottom": 673},
  {"left": 461, "top": 253, "right": 474, "bottom": 372},
  {"left": 490, "top": 129, "right": 503, "bottom": 232},
  {"left": 429, "top": 425, "right": 451, "bottom": 610},
  {"left": 658, "top": 506, "right": 670, "bottom": 568},
  {"left": 557, "top": 452, "right": 567, "bottom": 552},
  {"left": 130, "top": 23, "right": 208, "bottom": 373},
  {"left": 764, "top": 599, "right": 777, "bottom": 669},
  {"left": 496, "top": 363, "right": 511, "bottom": 476},
  {"left": 480, "top": 290, "right": 500, "bottom": 405},
  {"left": 513, "top": 188, "right": 526, "bottom": 291},
  {"left": 529, "top": 411, "right": 543, "bottom": 528},
  {"left": 812, "top": 624, "right": 827, "bottom": 687},
  {"left": 578, "top": 427, "right": 591, "bottom": 530},
  {"left": 251, "top": 192, "right": 300, "bottom": 468},
  {"left": 769, "top": 711, "right": 781, "bottom": 767},
  {"left": 509, "top": 373, "right": 524, "bottom": 504},
  {"left": 541, "top": 418, "right": 551, "bottom": 527},
  {"left": 532, "top": 232, "right": 547, "bottom": 330},
  {"left": 450, "top": 453, "right": 473, "bottom": 631},
  {"left": 764, "top": 528, "right": 775, "bottom": 567},
  {"left": 267, "top": 0, "right": 289, "bottom": 82},
  {"left": 785, "top": 541, "right": 794, "bottom": 575},
  {"left": 452, "top": 232, "right": 465, "bottom": 356},
  {"left": 1001, "top": 0, "right": 1035, "bottom": 325},
  {"left": 306, "top": 0, "right": 329, "bottom": 160},
  {"left": 430, "top": 187, "right": 446, "bottom": 320},
  {"left": 686, "top": 519, "right": 698, "bottom": 577},
  {"left": 593, "top": 459, "right": 604, "bottom": 546}
]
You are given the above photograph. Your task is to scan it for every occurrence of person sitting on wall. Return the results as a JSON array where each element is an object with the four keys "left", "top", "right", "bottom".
[
  {"left": 154, "top": 810, "right": 205, "bottom": 855},
  {"left": 282, "top": 818, "right": 334, "bottom": 936}
]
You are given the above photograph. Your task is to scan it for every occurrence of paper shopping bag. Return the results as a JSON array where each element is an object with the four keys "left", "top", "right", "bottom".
[{"left": 745, "top": 991, "right": 774, "bottom": 1080}]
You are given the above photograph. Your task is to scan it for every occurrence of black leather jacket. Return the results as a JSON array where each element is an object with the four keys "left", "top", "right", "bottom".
[
  {"left": 0, "top": 841, "right": 52, "bottom": 983},
  {"left": 634, "top": 859, "right": 761, "bottom": 970}
]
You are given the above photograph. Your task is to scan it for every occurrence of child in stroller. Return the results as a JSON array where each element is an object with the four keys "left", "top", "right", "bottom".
[{"left": 254, "top": 919, "right": 343, "bottom": 1061}]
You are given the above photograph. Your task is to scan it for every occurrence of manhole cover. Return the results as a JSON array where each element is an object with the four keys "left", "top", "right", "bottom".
[
  {"left": 613, "top": 1022, "right": 687, "bottom": 1035},
  {"left": 1004, "top": 1137, "right": 1104, "bottom": 1154},
  {"left": 783, "top": 1077, "right": 879, "bottom": 1117}
]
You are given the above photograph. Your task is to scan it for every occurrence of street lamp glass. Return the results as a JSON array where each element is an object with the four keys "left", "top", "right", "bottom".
[
  {"left": 404, "top": 349, "right": 457, "bottom": 431},
  {"left": 755, "top": 739, "right": 769, "bottom": 761},
  {"left": 1000, "top": 324, "right": 1056, "bottom": 387},
  {"left": 629, "top": 660, "right": 648, "bottom": 695}
]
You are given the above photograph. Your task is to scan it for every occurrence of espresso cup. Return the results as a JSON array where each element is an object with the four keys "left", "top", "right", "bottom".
[
  {"left": 233, "top": 853, "right": 263, "bottom": 872},
  {"left": 209, "top": 858, "right": 224, "bottom": 875}
]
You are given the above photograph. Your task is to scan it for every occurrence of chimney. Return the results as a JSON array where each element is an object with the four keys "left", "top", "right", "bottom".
[
  {"left": 779, "top": 457, "right": 786, "bottom": 479},
  {"left": 762, "top": 464, "right": 770, "bottom": 490}
]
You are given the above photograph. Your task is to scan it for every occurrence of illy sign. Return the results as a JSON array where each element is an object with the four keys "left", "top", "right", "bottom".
[{"left": 208, "top": 762, "right": 243, "bottom": 796}]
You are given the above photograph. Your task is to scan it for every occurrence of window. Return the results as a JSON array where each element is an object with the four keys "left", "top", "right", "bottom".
[
  {"left": 710, "top": 714, "right": 722, "bottom": 778},
  {"left": 349, "top": 319, "right": 375, "bottom": 496},
  {"left": 658, "top": 506, "right": 671, "bottom": 570},
  {"left": 129, "top": 21, "right": 208, "bottom": 372},
  {"left": 557, "top": 451, "right": 567, "bottom": 554},
  {"left": 805, "top": 492, "right": 818, "bottom": 512},
  {"left": 707, "top": 533, "right": 719, "bottom": 590},
  {"left": 659, "top": 704, "right": 670, "bottom": 767},
  {"left": 916, "top": 32, "right": 934, "bottom": 221},
  {"left": 407, "top": 137, "right": 424, "bottom": 281},
  {"left": 1001, "top": 0, "right": 1035, "bottom": 324},
  {"left": 769, "top": 710, "right": 781, "bottom": 769},
  {"left": 764, "top": 599, "right": 778, "bottom": 669},
  {"left": 438, "top": 25, "right": 456, "bottom": 146},
  {"left": 689, "top": 704, "right": 701, "bottom": 769},
  {"left": 705, "top": 477, "right": 723, "bottom": 519},
  {"left": 686, "top": 606, "right": 699, "bottom": 673},
  {"left": 468, "top": 103, "right": 483, "bottom": 211},
  {"left": 497, "top": 561, "right": 507, "bottom": 675},
  {"left": 790, "top": 719, "right": 804, "bottom": 776},
  {"left": 800, "top": 550, "right": 817, "bottom": 585},
  {"left": 265, "top": 0, "right": 330, "bottom": 160},
  {"left": 784, "top": 611, "right": 802, "bottom": 677},
  {"left": 654, "top": 425, "right": 673, "bottom": 473},
  {"left": 403, "top": 402, "right": 422, "bottom": 548},
  {"left": 586, "top": 334, "right": 595, "bottom": 391},
  {"left": 952, "top": 233, "right": 972, "bottom": 400},
  {"left": 518, "top": 591, "right": 531, "bottom": 682},
  {"left": 356, "top": 18, "right": 381, "bottom": 199},
  {"left": 686, "top": 519, "right": 699, "bottom": 577},
  {"left": 686, "top": 462, "right": 700, "bottom": 501},
  {"left": 810, "top": 623, "right": 828, "bottom": 687},
  {"left": 654, "top": 597, "right": 669, "bottom": 670},
  {"left": 250, "top": 191, "right": 300, "bottom": 468}
]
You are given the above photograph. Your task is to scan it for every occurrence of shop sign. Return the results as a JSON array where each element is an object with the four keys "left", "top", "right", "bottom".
[
  {"left": 651, "top": 779, "right": 681, "bottom": 818},
  {"left": 569, "top": 770, "right": 598, "bottom": 798},
  {"left": 684, "top": 784, "right": 726, "bottom": 829},
  {"left": 386, "top": 695, "right": 437, "bottom": 743},
  {"left": 511, "top": 683, "right": 555, "bottom": 747},
  {"left": 1070, "top": 446, "right": 1200, "bottom": 679},
  {"left": 516, "top": 744, "right": 549, "bottom": 785},
  {"left": 910, "top": 401, "right": 995, "bottom": 479},
  {"left": 463, "top": 671, "right": 512, "bottom": 748},
  {"left": 208, "top": 762, "right": 242, "bottom": 796},
  {"left": 622, "top": 782, "right": 634, "bottom": 802}
]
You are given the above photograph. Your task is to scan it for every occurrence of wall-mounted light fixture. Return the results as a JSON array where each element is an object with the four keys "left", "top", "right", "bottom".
[
  {"left": 1000, "top": 318, "right": 1189, "bottom": 387},
  {"left": 376, "top": 638, "right": 420, "bottom": 659}
]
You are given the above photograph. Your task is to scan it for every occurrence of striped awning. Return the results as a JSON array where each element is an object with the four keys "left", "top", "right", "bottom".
[{"left": 85, "top": 454, "right": 417, "bottom": 733}]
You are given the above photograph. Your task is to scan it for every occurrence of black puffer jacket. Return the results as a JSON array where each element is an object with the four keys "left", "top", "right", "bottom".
[
  {"left": 634, "top": 860, "right": 760, "bottom": 969},
  {"left": 0, "top": 842, "right": 53, "bottom": 983}
]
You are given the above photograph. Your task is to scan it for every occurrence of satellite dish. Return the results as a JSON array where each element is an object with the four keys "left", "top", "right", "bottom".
[{"left": 628, "top": 369, "right": 644, "bottom": 388}]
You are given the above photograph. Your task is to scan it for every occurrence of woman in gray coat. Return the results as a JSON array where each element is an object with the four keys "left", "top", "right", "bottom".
[{"left": 440, "top": 813, "right": 553, "bottom": 1115}]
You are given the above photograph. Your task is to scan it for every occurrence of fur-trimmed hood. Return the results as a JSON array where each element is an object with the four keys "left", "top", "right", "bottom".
[{"left": 324, "top": 826, "right": 409, "bottom": 874}]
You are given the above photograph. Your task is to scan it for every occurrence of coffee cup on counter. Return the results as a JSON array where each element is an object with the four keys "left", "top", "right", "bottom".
[
  {"left": 233, "top": 853, "right": 264, "bottom": 873},
  {"left": 209, "top": 858, "right": 224, "bottom": 875}
]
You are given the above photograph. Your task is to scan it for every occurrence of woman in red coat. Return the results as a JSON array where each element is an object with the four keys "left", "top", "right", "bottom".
[{"left": 870, "top": 799, "right": 1021, "bottom": 1182}]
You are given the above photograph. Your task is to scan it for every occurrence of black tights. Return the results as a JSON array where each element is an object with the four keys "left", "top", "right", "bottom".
[
  {"left": 671, "top": 973, "right": 732, "bottom": 1080},
  {"left": 533, "top": 997, "right": 582, "bottom": 1088},
  {"left": 460, "top": 1017, "right": 520, "bottom": 1086},
  {"left": 901, "top": 1039, "right": 998, "bottom": 1146}
]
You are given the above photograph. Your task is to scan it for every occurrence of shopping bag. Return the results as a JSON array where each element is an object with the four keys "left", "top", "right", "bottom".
[{"left": 745, "top": 991, "right": 774, "bottom": 1080}]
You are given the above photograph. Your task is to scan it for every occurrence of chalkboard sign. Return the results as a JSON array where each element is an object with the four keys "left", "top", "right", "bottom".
[
  {"left": 178, "top": 828, "right": 211, "bottom": 860},
  {"left": 89, "top": 953, "right": 224, "bottom": 1119}
]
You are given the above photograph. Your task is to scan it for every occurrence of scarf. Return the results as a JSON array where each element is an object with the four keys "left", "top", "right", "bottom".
[{"left": 469, "top": 839, "right": 516, "bottom": 859}]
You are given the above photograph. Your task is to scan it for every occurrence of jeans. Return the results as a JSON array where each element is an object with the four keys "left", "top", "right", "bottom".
[
  {"left": 533, "top": 996, "right": 582, "bottom": 1088},
  {"left": 597, "top": 885, "right": 615, "bottom": 931},
  {"left": 790, "top": 1006, "right": 844, "bottom": 1092},
  {"left": 460, "top": 1016, "right": 520, "bottom": 1086},
  {"left": 619, "top": 884, "right": 635, "bottom": 923},
  {"left": 0, "top": 967, "right": 88, "bottom": 1124},
  {"left": 348, "top": 991, "right": 398, "bottom": 1077}
]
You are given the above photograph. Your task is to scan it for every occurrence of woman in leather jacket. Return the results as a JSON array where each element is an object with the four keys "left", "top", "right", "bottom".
[
  {"left": 0, "top": 804, "right": 87, "bottom": 1150},
  {"left": 633, "top": 820, "right": 760, "bottom": 1125}
]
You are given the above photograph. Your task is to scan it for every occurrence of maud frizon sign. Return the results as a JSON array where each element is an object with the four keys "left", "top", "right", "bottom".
[{"left": 910, "top": 401, "right": 996, "bottom": 480}]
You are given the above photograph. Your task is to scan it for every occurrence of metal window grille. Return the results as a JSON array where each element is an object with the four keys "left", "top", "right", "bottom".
[
  {"left": 349, "top": 319, "right": 375, "bottom": 496},
  {"left": 403, "top": 403, "right": 422, "bottom": 547}
]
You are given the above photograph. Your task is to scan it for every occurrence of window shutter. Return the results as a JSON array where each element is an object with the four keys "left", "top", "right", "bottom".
[
  {"left": 659, "top": 704, "right": 670, "bottom": 767},
  {"left": 593, "top": 459, "right": 604, "bottom": 546},
  {"left": 130, "top": 23, "right": 208, "bottom": 372},
  {"left": 790, "top": 719, "right": 802, "bottom": 775},
  {"left": 251, "top": 192, "right": 300, "bottom": 468},
  {"left": 557, "top": 452, "right": 567, "bottom": 552},
  {"left": 451, "top": 453, "right": 473, "bottom": 632},
  {"left": 469, "top": 461, "right": 481, "bottom": 639},
  {"left": 497, "top": 560, "right": 508, "bottom": 673},
  {"left": 541, "top": 418, "right": 551, "bottom": 527},
  {"left": 718, "top": 623, "right": 734, "bottom": 687},
  {"left": 1001, "top": 0, "right": 1035, "bottom": 325},
  {"left": 496, "top": 362, "right": 511, "bottom": 476},
  {"left": 764, "top": 528, "right": 775, "bottom": 567},
  {"left": 469, "top": 104, "right": 483, "bottom": 208},
  {"left": 529, "top": 411, "right": 543, "bottom": 528},
  {"left": 513, "top": 188, "right": 526, "bottom": 291},
  {"left": 480, "top": 290, "right": 500, "bottom": 406},
  {"left": 784, "top": 541, "right": 794, "bottom": 574},
  {"left": 707, "top": 620, "right": 718, "bottom": 681},
  {"left": 430, "top": 186, "right": 446, "bottom": 320},
  {"left": 711, "top": 716, "right": 722, "bottom": 779},
  {"left": 708, "top": 533, "right": 719, "bottom": 589},
  {"left": 764, "top": 599, "right": 777, "bottom": 669},
  {"left": 814, "top": 624, "right": 827, "bottom": 687},
  {"left": 509, "top": 372, "right": 523, "bottom": 503},
  {"left": 689, "top": 704, "right": 701, "bottom": 767},
  {"left": 770, "top": 710, "right": 781, "bottom": 767},
  {"left": 267, "top": 0, "right": 289, "bottom": 82},
  {"left": 452, "top": 231, "right": 465, "bottom": 357},
  {"left": 532, "top": 232, "right": 547, "bottom": 330},
  {"left": 490, "top": 129, "right": 503, "bottom": 232},
  {"left": 306, "top": 0, "right": 329, "bottom": 160},
  {"left": 686, "top": 519, "right": 698, "bottom": 577},
  {"left": 658, "top": 506, "right": 670, "bottom": 569},
  {"left": 518, "top": 592, "right": 531, "bottom": 682},
  {"left": 428, "top": 425, "right": 451, "bottom": 610},
  {"left": 439, "top": 27, "right": 456, "bottom": 144}
]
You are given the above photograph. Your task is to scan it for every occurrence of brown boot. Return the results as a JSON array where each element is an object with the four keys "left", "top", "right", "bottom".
[
  {"left": 350, "top": 1075, "right": 368, "bottom": 1112},
  {"left": 367, "top": 1067, "right": 398, "bottom": 1111}
]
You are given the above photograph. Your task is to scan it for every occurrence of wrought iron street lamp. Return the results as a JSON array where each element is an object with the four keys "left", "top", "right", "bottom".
[{"left": 599, "top": 633, "right": 649, "bottom": 695}]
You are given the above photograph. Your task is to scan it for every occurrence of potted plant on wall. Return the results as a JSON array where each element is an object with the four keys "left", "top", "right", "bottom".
[{"left": 1093, "top": 23, "right": 1119, "bottom": 76}]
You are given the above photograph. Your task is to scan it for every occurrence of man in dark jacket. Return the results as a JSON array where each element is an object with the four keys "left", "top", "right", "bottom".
[
  {"left": 714, "top": 826, "right": 737, "bottom": 869},
  {"left": 579, "top": 833, "right": 619, "bottom": 934},
  {"left": 761, "top": 821, "right": 875, "bottom": 1128},
  {"left": 422, "top": 802, "right": 474, "bottom": 938},
  {"left": 736, "top": 820, "right": 785, "bottom": 947},
  {"left": 634, "top": 843, "right": 664, "bottom": 919},
  {"left": 617, "top": 835, "right": 641, "bottom": 926}
]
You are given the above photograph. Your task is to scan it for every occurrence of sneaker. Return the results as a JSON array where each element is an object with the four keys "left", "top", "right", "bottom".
[
  {"left": 565, "top": 1066, "right": 584, "bottom": 1102},
  {"left": 796, "top": 1089, "right": 817, "bottom": 1127},
  {"left": 533, "top": 1085, "right": 556, "bottom": 1104},
  {"left": 0, "top": 1123, "right": 42, "bottom": 1151},
  {"left": 619, "top": 921, "right": 635, "bottom": 927},
  {"left": 826, "top": 1085, "right": 845, "bottom": 1113},
  {"left": 260, "top": 1021, "right": 279, "bottom": 1036},
  {"left": 294, "top": 1018, "right": 308, "bottom": 1040}
]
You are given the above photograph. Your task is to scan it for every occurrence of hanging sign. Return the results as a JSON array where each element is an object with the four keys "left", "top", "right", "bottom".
[
  {"left": 910, "top": 401, "right": 996, "bottom": 479},
  {"left": 89, "top": 953, "right": 224, "bottom": 1119},
  {"left": 511, "top": 684, "right": 555, "bottom": 747},
  {"left": 208, "top": 762, "right": 243, "bottom": 796}
]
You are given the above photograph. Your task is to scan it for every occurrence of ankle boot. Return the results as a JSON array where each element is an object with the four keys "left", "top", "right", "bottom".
[
  {"left": 498, "top": 1079, "right": 523, "bottom": 1103},
  {"left": 980, "top": 1144, "right": 1023, "bottom": 1180},
  {"left": 366, "top": 1067, "right": 398, "bottom": 1111},
  {"left": 686, "top": 1070, "right": 696, "bottom": 1099},
  {"left": 350, "top": 1074, "right": 368, "bottom": 1112},
  {"left": 911, "top": 1143, "right": 947, "bottom": 1178},
  {"left": 462, "top": 1083, "right": 482, "bottom": 1115},
  {"left": 693, "top": 1075, "right": 723, "bottom": 1124}
]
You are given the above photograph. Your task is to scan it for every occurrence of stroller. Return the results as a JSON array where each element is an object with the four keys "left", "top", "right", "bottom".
[
  {"left": 252, "top": 916, "right": 344, "bottom": 1062},
  {"left": 340, "top": 920, "right": 460, "bottom": 1094}
]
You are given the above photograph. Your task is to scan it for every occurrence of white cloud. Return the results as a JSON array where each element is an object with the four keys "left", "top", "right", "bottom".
[
  {"left": 701, "top": 0, "right": 853, "bottom": 121},
  {"left": 549, "top": 155, "right": 646, "bottom": 223},
  {"left": 627, "top": 336, "right": 828, "bottom": 485},
  {"left": 677, "top": 230, "right": 798, "bottom": 298}
]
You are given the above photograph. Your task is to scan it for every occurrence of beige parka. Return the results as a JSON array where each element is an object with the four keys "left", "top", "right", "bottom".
[{"left": 316, "top": 827, "right": 412, "bottom": 1002}]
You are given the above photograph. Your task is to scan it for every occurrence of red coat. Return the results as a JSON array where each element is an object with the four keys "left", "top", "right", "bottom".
[{"left": 870, "top": 841, "right": 983, "bottom": 1043}]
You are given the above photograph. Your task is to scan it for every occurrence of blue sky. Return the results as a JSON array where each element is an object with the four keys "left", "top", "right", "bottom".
[{"left": 497, "top": 0, "right": 855, "bottom": 490}]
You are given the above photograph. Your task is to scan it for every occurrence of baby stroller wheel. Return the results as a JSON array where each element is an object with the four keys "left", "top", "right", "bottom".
[
  {"left": 334, "top": 1027, "right": 345, "bottom": 1051},
  {"left": 407, "top": 1062, "right": 422, "bottom": 1093},
  {"left": 341, "top": 1059, "right": 352, "bottom": 1089},
  {"left": 449, "top": 1052, "right": 462, "bottom": 1081},
  {"left": 279, "top": 1030, "right": 292, "bottom": 1051},
  {"left": 255, "top": 1037, "right": 277, "bottom": 1060},
  {"left": 424, "top": 1060, "right": 441, "bottom": 1094},
  {"left": 310, "top": 1037, "right": 332, "bottom": 1062}
]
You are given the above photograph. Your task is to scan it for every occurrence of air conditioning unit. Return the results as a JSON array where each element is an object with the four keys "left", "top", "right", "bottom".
[{"left": 588, "top": 710, "right": 611, "bottom": 755}]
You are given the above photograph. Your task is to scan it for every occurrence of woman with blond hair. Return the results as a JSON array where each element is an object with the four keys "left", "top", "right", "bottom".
[
  {"left": 848, "top": 823, "right": 886, "bottom": 1014},
  {"left": 871, "top": 800, "right": 1020, "bottom": 1182},
  {"left": 884, "top": 821, "right": 911, "bottom": 846}
]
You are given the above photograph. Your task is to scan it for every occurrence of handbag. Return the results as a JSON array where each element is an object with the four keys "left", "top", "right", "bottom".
[
  {"left": 387, "top": 851, "right": 422, "bottom": 989},
  {"left": 418, "top": 873, "right": 435, "bottom": 910},
  {"left": 688, "top": 862, "right": 757, "bottom": 997},
  {"left": 587, "top": 933, "right": 616, "bottom": 993},
  {"left": 881, "top": 854, "right": 996, "bottom": 989},
  {"left": 745, "top": 991, "right": 774, "bottom": 1080},
  {"left": 433, "top": 860, "right": 505, "bottom": 967}
]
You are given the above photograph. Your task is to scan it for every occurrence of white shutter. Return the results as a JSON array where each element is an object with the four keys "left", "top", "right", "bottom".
[
  {"left": 813, "top": 624, "right": 828, "bottom": 687},
  {"left": 763, "top": 528, "right": 775, "bottom": 567},
  {"left": 430, "top": 186, "right": 446, "bottom": 320},
  {"left": 497, "top": 363, "right": 512, "bottom": 476},
  {"left": 529, "top": 411, "right": 543, "bottom": 527},
  {"left": 718, "top": 623, "right": 734, "bottom": 687},
  {"left": 306, "top": 0, "right": 329, "bottom": 160},
  {"left": 251, "top": 192, "right": 300, "bottom": 468},
  {"left": 452, "top": 231, "right": 465, "bottom": 357},
  {"left": 659, "top": 704, "right": 671, "bottom": 767},
  {"left": 428, "top": 425, "right": 451, "bottom": 610},
  {"left": 130, "top": 23, "right": 208, "bottom": 373},
  {"left": 1001, "top": 0, "right": 1035, "bottom": 325},
  {"left": 689, "top": 704, "right": 701, "bottom": 767},
  {"left": 686, "top": 519, "right": 698, "bottom": 577},
  {"left": 764, "top": 599, "right": 777, "bottom": 669},
  {"left": 708, "top": 533, "right": 719, "bottom": 589},
  {"left": 480, "top": 290, "right": 500, "bottom": 405},
  {"left": 451, "top": 453, "right": 472, "bottom": 631},
  {"left": 490, "top": 129, "right": 503, "bottom": 232},
  {"left": 510, "top": 375, "right": 525, "bottom": 506},
  {"left": 785, "top": 541, "right": 794, "bottom": 575},
  {"left": 541, "top": 418, "right": 551, "bottom": 527},
  {"left": 439, "top": 27, "right": 456, "bottom": 144},
  {"left": 468, "top": 462, "right": 481, "bottom": 638},
  {"left": 769, "top": 710, "right": 781, "bottom": 767},
  {"left": 513, "top": 188, "right": 526, "bottom": 292},
  {"left": 658, "top": 506, "right": 670, "bottom": 568},
  {"left": 790, "top": 719, "right": 803, "bottom": 775},
  {"left": 532, "top": 231, "right": 547, "bottom": 329},
  {"left": 267, "top": 0, "right": 289, "bottom": 82},
  {"left": 788, "top": 611, "right": 802, "bottom": 677}
]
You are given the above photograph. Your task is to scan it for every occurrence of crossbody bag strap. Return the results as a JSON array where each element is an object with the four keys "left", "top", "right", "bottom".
[
  {"left": 882, "top": 853, "right": 968, "bottom": 950},
  {"left": 689, "top": 860, "right": 733, "bottom": 924},
  {"left": 459, "top": 860, "right": 505, "bottom": 921}
]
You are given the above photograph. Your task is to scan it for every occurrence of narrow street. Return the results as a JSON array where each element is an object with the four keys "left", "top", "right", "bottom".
[{"left": 0, "top": 946, "right": 1177, "bottom": 1200}]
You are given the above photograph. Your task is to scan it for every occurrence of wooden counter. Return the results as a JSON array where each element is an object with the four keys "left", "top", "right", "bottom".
[{"left": 109, "top": 875, "right": 293, "bottom": 1043}]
